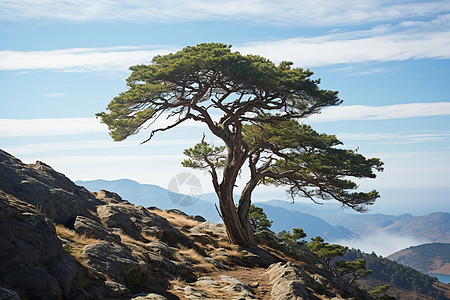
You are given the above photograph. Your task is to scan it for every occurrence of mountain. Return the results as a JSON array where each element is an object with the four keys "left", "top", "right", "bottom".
[
  {"left": 387, "top": 243, "right": 450, "bottom": 275},
  {"left": 76, "top": 179, "right": 222, "bottom": 223},
  {"left": 261, "top": 199, "right": 450, "bottom": 244},
  {"left": 256, "top": 203, "right": 356, "bottom": 241},
  {"left": 1, "top": 149, "right": 379, "bottom": 299},
  {"left": 341, "top": 248, "right": 450, "bottom": 299},
  {"left": 76, "top": 179, "right": 358, "bottom": 242}
]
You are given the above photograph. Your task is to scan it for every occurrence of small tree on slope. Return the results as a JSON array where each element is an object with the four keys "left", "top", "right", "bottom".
[{"left": 97, "top": 43, "right": 383, "bottom": 246}]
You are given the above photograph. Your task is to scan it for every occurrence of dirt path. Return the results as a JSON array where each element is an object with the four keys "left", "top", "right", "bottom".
[{"left": 208, "top": 265, "right": 272, "bottom": 300}]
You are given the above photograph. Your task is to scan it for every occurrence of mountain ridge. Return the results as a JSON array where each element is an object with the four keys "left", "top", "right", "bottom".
[
  {"left": 387, "top": 243, "right": 450, "bottom": 275},
  {"left": 76, "top": 179, "right": 450, "bottom": 245}
]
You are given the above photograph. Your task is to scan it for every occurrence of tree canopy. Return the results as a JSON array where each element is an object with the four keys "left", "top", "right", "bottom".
[{"left": 97, "top": 43, "right": 383, "bottom": 246}]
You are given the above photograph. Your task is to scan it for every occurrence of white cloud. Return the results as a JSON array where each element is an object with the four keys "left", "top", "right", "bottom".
[
  {"left": 40, "top": 92, "right": 65, "bottom": 98},
  {"left": 4, "top": 138, "right": 204, "bottom": 155},
  {"left": 307, "top": 102, "right": 450, "bottom": 122},
  {"left": 237, "top": 17, "right": 450, "bottom": 66},
  {"left": 337, "top": 131, "right": 450, "bottom": 144},
  {"left": 0, "top": 46, "right": 174, "bottom": 72},
  {"left": 0, "top": 117, "right": 106, "bottom": 137},
  {"left": 336, "top": 231, "right": 430, "bottom": 256},
  {"left": 0, "top": 115, "right": 206, "bottom": 138},
  {"left": 1, "top": 0, "right": 449, "bottom": 27},
  {"left": 2, "top": 15, "right": 449, "bottom": 72}
]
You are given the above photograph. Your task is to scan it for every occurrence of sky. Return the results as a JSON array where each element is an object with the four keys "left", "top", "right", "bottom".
[{"left": 1, "top": 0, "right": 449, "bottom": 216}]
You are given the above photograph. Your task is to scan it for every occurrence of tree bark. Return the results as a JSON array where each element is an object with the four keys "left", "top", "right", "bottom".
[{"left": 218, "top": 155, "right": 256, "bottom": 246}]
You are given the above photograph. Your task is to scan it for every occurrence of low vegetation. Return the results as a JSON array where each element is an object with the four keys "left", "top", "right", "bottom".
[{"left": 342, "top": 248, "right": 448, "bottom": 299}]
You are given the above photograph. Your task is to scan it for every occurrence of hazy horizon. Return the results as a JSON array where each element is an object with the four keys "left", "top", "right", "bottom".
[{"left": 1, "top": 1, "right": 449, "bottom": 219}]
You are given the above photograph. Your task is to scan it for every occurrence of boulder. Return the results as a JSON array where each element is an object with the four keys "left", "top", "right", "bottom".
[
  {"left": 190, "top": 222, "right": 227, "bottom": 239},
  {"left": 0, "top": 191, "right": 63, "bottom": 298},
  {"left": 97, "top": 204, "right": 192, "bottom": 246},
  {"left": 83, "top": 241, "right": 144, "bottom": 281},
  {"left": 74, "top": 215, "right": 121, "bottom": 243},
  {"left": 0, "top": 150, "right": 102, "bottom": 226},
  {"left": 266, "top": 262, "right": 373, "bottom": 300},
  {"left": 0, "top": 286, "right": 21, "bottom": 300}
]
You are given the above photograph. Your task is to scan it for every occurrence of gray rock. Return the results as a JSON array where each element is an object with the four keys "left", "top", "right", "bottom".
[
  {"left": 83, "top": 241, "right": 144, "bottom": 281},
  {"left": 184, "top": 285, "right": 207, "bottom": 299},
  {"left": 104, "top": 280, "right": 130, "bottom": 294},
  {"left": 0, "top": 286, "right": 21, "bottom": 300},
  {"left": 132, "top": 293, "right": 168, "bottom": 300},
  {"left": 0, "top": 191, "right": 63, "bottom": 299},
  {"left": 266, "top": 262, "right": 373, "bottom": 300},
  {"left": 190, "top": 222, "right": 227, "bottom": 239},
  {"left": 189, "top": 215, "right": 206, "bottom": 222},
  {"left": 204, "top": 257, "right": 227, "bottom": 269},
  {"left": 195, "top": 276, "right": 220, "bottom": 287},
  {"left": 74, "top": 215, "right": 121, "bottom": 243},
  {"left": 0, "top": 150, "right": 102, "bottom": 226},
  {"left": 97, "top": 204, "right": 192, "bottom": 246}
]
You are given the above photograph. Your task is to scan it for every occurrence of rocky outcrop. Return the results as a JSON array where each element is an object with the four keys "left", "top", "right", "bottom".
[
  {"left": 267, "top": 262, "right": 373, "bottom": 299},
  {"left": 74, "top": 215, "right": 121, "bottom": 243},
  {"left": 97, "top": 203, "right": 193, "bottom": 247},
  {"left": 0, "top": 150, "right": 103, "bottom": 226},
  {"left": 0, "top": 191, "right": 89, "bottom": 299},
  {"left": 0, "top": 149, "right": 379, "bottom": 300}
]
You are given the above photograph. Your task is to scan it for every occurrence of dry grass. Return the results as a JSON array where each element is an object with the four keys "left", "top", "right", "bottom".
[
  {"left": 152, "top": 210, "right": 201, "bottom": 229},
  {"left": 217, "top": 239, "right": 240, "bottom": 251},
  {"left": 55, "top": 224, "right": 100, "bottom": 247},
  {"left": 174, "top": 247, "right": 216, "bottom": 272},
  {"left": 55, "top": 224, "right": 100, "bottom": 263},
  {"left": 140, "top": 232, "right": 159, "bottom": 242}
]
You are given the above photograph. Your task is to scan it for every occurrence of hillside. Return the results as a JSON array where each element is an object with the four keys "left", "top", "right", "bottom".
[
  {"left": 262, "top": 200, "right": 450, "bottom": 244},
  {"left": 77, "top": 179, "right": 358, "bottom": 242},
  {"left": 388, "top": 243, "right": 450, "bottom": 274},
  {"left": 1, "top": 149, "right": 377, "bottom": 299},
  {"left": 77, "top": 180, "right": 450, "bottom": 247},
  {"left": 341, "top": 249, "right": 450, "bottom": 299}
]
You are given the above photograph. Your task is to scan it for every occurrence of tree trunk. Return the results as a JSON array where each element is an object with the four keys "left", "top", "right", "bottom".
[{"left": 218, "top": 179, "right": 256, "bottom": 246}]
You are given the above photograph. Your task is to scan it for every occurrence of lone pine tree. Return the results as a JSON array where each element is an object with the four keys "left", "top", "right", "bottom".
[{"left": 97, "top": 43, "right": 383, "bottom": 246}]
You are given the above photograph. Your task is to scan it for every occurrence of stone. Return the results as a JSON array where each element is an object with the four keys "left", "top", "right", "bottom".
[
  {"left": 131, "top": 293, "right": 168, "bottom": 300},
  {"left": 97, "top": 203, "right": 193, "bottom": 246},
  {"left": 189, "top": 215, "right": 206, "bottom": 222},
  {"left": 0, "top": 191, "right": 64, "bottom": 299},
  {"left": 190, "top": 222, "right": 227, "bottom": 239},
  {"left": 105, "top": 280, "right": 130, "bottom": 294},
  {"left": 266, "top": 262, "right": 373, "bottom": 300},
  {"left": 195, "top": 276, "right": 220, "bottom": 287},
  {"left": 83, "top": 241, "right": 144, "bottom": 281},
  {"left": 184, "top": 285, "right": 207, "bottom": 299},
  {"left": 74, "top": 215, "right": 121, "bottom": 243},
  {"left": 0, "top": 286, "right": 21, "bottom": 300},
  {"left": 0, "top": 149, "right": 103, "bottom": 226}
]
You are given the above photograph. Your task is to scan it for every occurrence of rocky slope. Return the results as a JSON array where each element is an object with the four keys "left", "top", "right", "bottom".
[{"left": 0, "top": 149, "right": 375, "bottom": 299}]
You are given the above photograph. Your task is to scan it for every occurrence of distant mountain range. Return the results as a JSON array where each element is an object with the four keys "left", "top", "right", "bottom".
[
  {"left": 76, "top": 179, "right": 450, "bottom": 244},
  {"left": 388, "top": 243, "right": 450, "bottom": 275}
]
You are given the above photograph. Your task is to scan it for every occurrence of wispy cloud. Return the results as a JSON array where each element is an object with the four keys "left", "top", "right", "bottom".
[
  {"left": 237, "top": 15, "right": 450, "bottom": 66},
  {"left": 1, "top": 102, "right": 449, "bottom": 138},
  {"left": 4, "top": 139, "right": 204, "bottom": 155},
  {"left": 0, "top": 117, "right": 106, "bottom": 137},
  {"left": 1, "top": 0, "right": 449, "bottom": 27},
  {"left": 307, "top": 102, "right": 450, "bottom": 122},
  {"left": 0, "top": 46, "right": 174, "bottom": 72},
  {"left": 338, "top": 131, "right": 450, "bottom": 144},
  {"left": 336, "top": 231, "right": 430, "bottom": 256},
  {"left": 40, "top": 92, "right": 65, "bottom": 98},
  {"left": 0, "top": 115, "right": 206, "bottom": 138},
  {"left": 1, "top": 15, "right": 449, "bottom": 72}
]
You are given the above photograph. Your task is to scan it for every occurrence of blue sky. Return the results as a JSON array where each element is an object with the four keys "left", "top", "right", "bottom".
[{"left": 1, "top": 0, "right": 449, "bottom": 215}]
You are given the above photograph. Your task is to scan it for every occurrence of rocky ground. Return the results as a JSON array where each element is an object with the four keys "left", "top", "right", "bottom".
[{"left": 0, "top": 149, "right": 374, "bottom": 299}]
